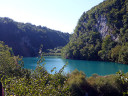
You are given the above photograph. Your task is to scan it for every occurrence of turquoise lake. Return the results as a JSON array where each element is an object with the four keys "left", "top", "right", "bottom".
[{"left": 23, "top": 56, "right": 128, "bottom": 77}]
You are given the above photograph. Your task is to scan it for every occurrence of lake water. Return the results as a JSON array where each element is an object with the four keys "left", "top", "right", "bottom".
[{"left": 23, "top": 56, "right": 128, "bottom": 77}]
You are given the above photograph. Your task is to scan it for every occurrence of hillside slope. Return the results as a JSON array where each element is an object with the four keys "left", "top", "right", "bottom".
[
  {"left": 0, "top": 17, "right": 70, "bottom": 56},
  {"left": 62, "top": 0, "right": 128, "bottom": 64}
]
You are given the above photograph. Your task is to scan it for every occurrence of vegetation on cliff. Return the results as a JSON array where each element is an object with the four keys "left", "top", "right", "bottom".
[{"left": 62, "top": 0, "right": 128, "bottom": 64}]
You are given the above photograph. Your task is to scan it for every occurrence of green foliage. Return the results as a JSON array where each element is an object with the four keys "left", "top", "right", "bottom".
[
  {"left": 67, "top": 69, "right": 95, "bottom": 96},
  {"left": 0, "top": 41, "right": 24, "bottom": 77},
  {"left": 110, "top": 45, "right": 121, "bottom": 62},
  {"left": 98, "top": 35, "right": 116, "bottom": 60},
  {"left": 88, "top": 74, "right": 123, "bottom": 96},
  {"left": 116, "top": 71, "right": 128, "bottom": 95},
  {"left": 0, "top": 42, "right": 70, "bottom": 96},
  {"left": 44, "top": 47, "right": 62, "bottom": 56},
  {"left": 62, "top": 0, "right": 128, "bottom": 64},
  {"left": 0, "top": 17, "right": 70, "bottom": 57},
  {"left": 118, "top": 45, "right": 128, "bottom": 64},
  {"left": 62, "top": 31, "right": 101, "bottom": 60},
  {"left": 0, "top": 41, "right": 15, "bottom": 74}
]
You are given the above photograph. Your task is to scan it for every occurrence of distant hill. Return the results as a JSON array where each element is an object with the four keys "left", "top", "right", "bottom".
[
  {"left": 0, "top": 17, "right": 70, "bottom": 56},
  {"left": 62, "top": 0, "right": 128, "bottom": 64}
]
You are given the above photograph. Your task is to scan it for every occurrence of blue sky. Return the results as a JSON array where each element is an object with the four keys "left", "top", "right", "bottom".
[{"left": 0, "top": 0, "right": 103, "bottom": 33}]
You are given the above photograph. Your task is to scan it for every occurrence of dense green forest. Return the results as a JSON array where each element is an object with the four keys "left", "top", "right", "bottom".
[
  {"left": 1, "top": 41, "right": 128, "bottom": 96},
  {"left": 0, "top": 17, "right": 70, "bottom": 57},
  {"left": 62, "top": 0, "right": 128, "bottom": 64}
]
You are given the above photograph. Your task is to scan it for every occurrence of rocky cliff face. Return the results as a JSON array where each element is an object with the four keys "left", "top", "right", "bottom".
[
  {"left": 95, "top": 15, "right": 119, "bottom": 41},
  {"left": 96, "top": 15, "right": 109, "bottom": 38}
]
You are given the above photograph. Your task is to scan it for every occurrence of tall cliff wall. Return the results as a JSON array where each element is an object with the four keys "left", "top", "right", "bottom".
[{"left": 62, "top": 0, "right": 128, "bottom": 64}]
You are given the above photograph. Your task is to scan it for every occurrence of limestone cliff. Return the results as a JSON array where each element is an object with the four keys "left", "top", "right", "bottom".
[{"left": 95, "top": 15, "right": 119, "bottom": 41}]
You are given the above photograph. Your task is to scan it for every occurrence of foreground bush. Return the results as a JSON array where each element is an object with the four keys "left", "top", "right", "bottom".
[
  {"left": 0, "top": 42, "right": 70, "bottom": 95},
  {"left": 67, "top": 69, "right": 97, "bottom": 96}
]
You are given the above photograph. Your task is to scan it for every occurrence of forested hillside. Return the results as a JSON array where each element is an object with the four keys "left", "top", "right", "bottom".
[
  {"left": 62, "top": 0, "right": 128, "bottom": 64},
  {"left": 0, "top": 17, "right": 70, "bottom": 56}
]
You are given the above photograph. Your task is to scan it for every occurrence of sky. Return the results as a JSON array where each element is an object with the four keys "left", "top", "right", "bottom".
[{"left": 0, "top": 0, "right": 103, "bottom": 33}]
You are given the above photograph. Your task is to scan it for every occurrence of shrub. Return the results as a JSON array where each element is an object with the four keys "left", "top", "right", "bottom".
[
  {"left": 67, "top": 69, "right": 97, "bottom": 96},
  {"left": 88, "top": 75, "right": 121, "bottom": 96}
]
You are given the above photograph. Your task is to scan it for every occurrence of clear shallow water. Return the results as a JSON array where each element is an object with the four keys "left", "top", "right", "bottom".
[{"left": 23, "top": 56, "right": 128, "bottom": 77}]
